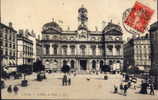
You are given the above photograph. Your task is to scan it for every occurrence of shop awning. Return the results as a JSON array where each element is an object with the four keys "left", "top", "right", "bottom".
[
  {"left": 9, "top": 60, "right": 12, "bottom": 65},
  {"left": 9, "top": 60, "right": 16, "bottom": 66},
  {"left": 12, "top": 60, "right": 16, "bottom": 65},
  {"left": 8, "top": 67, "right": 17, "bottom": 73}
]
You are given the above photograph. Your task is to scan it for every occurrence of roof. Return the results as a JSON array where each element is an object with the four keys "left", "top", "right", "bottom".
[
  {"left": 0, "top": 23, "right": 17, "bottom": 33},
  {"left": 42, "top": 21, "right": 62, "bottom": 34},
  {"left": 102, "top": 22, "right": 122, "bottom": 35},
  {"left": 149, "top": 21, "right": 158, "bottom": 32}
]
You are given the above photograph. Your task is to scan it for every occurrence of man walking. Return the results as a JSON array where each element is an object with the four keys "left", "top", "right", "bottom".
[
  {"left": 7, "top": 85, "right": 12, "bottom": 93},
  {"left": 119, "top": 83, "right": 124, "bottom": 95},
  {"left": 149, "top": 83, "right": 155, "bottom": 95},
  {"left": 124, "top": 84, "right": 128, "bottom": 96},
  {"left": 13, "top": 85, "right": 19, "bottom": 94}
]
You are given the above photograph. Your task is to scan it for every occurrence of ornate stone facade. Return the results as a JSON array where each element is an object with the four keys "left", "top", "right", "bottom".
[{"left": 41, "top": 6, "right": 123, "bottom": 72}]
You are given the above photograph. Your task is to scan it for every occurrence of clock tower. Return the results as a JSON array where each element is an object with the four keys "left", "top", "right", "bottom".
[{"left": 77, "top": 5, "right": 89, "bottom": 39}]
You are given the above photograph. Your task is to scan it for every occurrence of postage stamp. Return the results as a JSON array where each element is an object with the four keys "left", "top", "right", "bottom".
[{"left": 124, "top": 1, "right": 154, "bottom": 33}]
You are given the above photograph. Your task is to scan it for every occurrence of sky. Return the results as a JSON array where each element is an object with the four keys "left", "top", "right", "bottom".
[{"left": 1, "top": 0, "right": 157, "bottom": 40}]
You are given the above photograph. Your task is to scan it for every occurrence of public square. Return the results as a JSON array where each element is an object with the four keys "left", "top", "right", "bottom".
[{"left": 1, "top": 73, "right": 158, "bottom": 100}]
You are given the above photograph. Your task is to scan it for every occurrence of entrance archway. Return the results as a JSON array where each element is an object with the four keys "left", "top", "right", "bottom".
[
  {"left": 92, "top": 60, "right": 96, "bottom": 69},
  {"left": 63, "top": 60, "right": 67, "bottom": 66},
  {"left": 71, "top": 60, "right": 75, "bottom": 69},
  {"left": 80, "top": 60, "right": 87, "bottom": 70}
]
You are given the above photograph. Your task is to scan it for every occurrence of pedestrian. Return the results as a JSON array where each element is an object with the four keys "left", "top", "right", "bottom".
[
  {"left": 144, "top": 82, "right": 148, "bottom": 94},
  {"left": 67, "top": 74, "right": 71, "bottom": 86},
  {"left": 119, "top": 83, "right": 124, "bottom": 95},
  {"left": 13, "top": 85, "right": 19, "bottom": 94},
  {"left": 63, "top": 74, "right": 67, "bottom": 86},
  {"left": 114, "top": 85, "right": 118, "bottom": 93},
  {"left": 128, "top": 81, "right": 131, "bottom": 88},
  {"left": 68, "top": 78, "right": 71, "bottom": 86},
  {"left": 7, "top": 85, "right": 12, "bottom": 93},
  {"left": 133, "top": 82, "right": 137, "bottom": 90},
  {"left": 149, "top": 83, "right": 155, "bottom": 95},
  {"left": 123, "top": 84, "right": 128, "bottom": 96}
]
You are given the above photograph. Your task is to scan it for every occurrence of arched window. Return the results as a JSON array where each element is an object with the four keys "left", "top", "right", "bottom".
[
  {"left": 70, "top": 45, "right": 75, "bottom": 55},
  {"left": 45, "top": 44, "right": 50, "bottom": 55},
  {"left": 116, "top": 45, "right": 121, "bottom": 55},
  {"left": 62, "top": 45, "right": 67, "bottom": 55},
  {"left": 107, "top": 45, "right": 113, "bottom": 52},
  {"left": 54, "top": 47, "right": 57, "bottom": 55},
  {"left": 53, "top": 45, "right": 58, "bottom": 55},
  {"left": 80, "top": 45, "right": 86, "bottom": 56},
  {"left": 91, "top": 45, "right": 96, "bottom": 56}
]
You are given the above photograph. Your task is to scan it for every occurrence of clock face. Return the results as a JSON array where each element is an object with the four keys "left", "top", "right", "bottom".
[
  {"left": 78, "top": 30, "right": 87, "bottom": 34},
  {"left": 116, "top": 37, "right": 120, "bottom": 40}
]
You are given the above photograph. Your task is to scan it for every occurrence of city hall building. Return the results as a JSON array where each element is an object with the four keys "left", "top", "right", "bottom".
[{"left": 41, "top": 6, "right": 123, "bottom": 72}]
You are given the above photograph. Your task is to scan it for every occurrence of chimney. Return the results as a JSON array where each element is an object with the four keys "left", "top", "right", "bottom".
[{"left": 9, "top": 22, "right": 13, "bottom": 28}]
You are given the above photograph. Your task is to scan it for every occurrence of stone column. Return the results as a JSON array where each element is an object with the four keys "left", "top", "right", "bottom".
[
  {"left": 96, "top": 61, "right": 100, "bottom": 71},
  {"left": 50, "top": 43, "right": 53, "bottom": 55},
  {"left": 42, "top": 45, "right": 46, "bottom": 55}
]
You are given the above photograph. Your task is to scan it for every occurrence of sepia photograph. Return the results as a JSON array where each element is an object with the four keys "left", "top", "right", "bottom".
[{"left": 0, "top": 0, "right": 158, "bottom": 99}]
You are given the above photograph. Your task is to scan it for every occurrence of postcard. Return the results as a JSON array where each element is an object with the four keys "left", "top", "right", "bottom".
[{"left": 0, "top": 0, "right": 158, "bottom": 99}]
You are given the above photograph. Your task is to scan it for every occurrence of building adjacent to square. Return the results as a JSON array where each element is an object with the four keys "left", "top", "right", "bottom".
[
  {"left": 0, "top": 22, "right": 17, "bottom": 72},
  {"left": 124, "top": 34, "right": 151, "bottom": 72},
  {"left": 149, "top": 21, "right": 158, "bottom": 89},
  {"left": 17, "top": 29, "right": 42, "bottom": 66},
  {"left": 149, "top": 21, "right": 158, "bottom": 70},
  {"left": 41, "top": 6, "right": 124, "bottom": 72},
  {"left": 17, "top": 30, "right": 34, "bottom": 65}
]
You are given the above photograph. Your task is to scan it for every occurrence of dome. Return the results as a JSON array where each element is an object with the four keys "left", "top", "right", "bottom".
[
  {"left": 103, "top": 22, "right": 122, "bottom": 35},
  {"left": 42, "top": 21, "right": 62, "bottom": 33}
]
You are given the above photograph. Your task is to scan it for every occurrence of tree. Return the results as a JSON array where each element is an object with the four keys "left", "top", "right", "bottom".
[
  {"left": 33, "top": 59, "right": 44, "bottom": 72},
  {"left": 61, "top": 64, "right": 70, "bottom": 73}
]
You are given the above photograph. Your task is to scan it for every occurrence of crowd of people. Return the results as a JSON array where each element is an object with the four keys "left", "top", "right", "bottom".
[
  {"left": 113, "top": 74, "right": 156, "bottom": 96},
  {"left": 3, "top": 71, "right": 156, "bottom": 97},
  {"left": 139, "top": 80, "right": 155, "bottom": 95}
]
